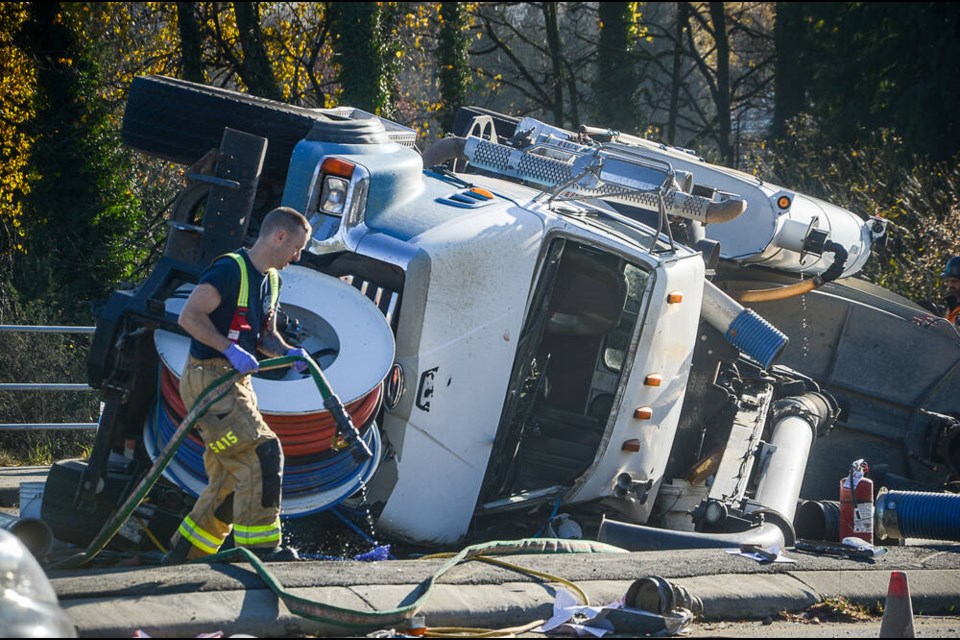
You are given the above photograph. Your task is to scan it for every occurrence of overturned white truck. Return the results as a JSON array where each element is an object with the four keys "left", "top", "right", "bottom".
[{"left": 42, "top": 76, "right": 960, "bottom": 554}]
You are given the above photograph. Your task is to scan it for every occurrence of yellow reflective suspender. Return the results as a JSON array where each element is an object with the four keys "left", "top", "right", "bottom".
[
  {"left": 266, "top": 267, "right": 279, "bottom": 311},
  {"left": 222, "top": 253, "right": 280, "bottom": 343},
  {"left": 229, "top": 254, "right": 249, "bottom": 309}
]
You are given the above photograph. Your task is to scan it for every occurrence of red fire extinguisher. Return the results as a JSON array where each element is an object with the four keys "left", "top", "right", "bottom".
[{"left": 839, "top": 459, "right": 874, "bottom": 544}]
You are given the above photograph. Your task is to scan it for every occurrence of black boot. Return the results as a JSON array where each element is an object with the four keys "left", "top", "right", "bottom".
[
  {"left": 162, "top": 537, "right": 193, "bottom": 566},
  {"left": 251, "top": 545, "right": 300, "bottom": 562}
]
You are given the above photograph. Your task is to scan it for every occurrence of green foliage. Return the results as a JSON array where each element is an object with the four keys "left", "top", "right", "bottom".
[
  {"left": 329, "top": 2, "right": 398, "bottom": 117},
  {"left": 13, "top": 2, "right": 149, "bottom": 319},
  {"left": 1, "top": 1, "right": 959, "bottom": 454},
  {"left": 437, "top": 1, "right": 470, "bottom": 134},
  {"left": 800, "top": 2, "right": 960, "bottom": 162},
  {"left": 745, "top": 114, "right": 960, "bottom": 306},
  {"left": 233, "top": 1, "right": 282, "bottom": 101},
  {"left": 593, "top": 2, "right": 641, "bottom": 131},
  {"left": 0, "top": 3, "right": 34, "bottom": 280}
]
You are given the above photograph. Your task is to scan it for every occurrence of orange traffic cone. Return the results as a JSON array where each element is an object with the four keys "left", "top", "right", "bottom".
[{"left": 878, "top": 570, "right": 915, "bottom": 638}]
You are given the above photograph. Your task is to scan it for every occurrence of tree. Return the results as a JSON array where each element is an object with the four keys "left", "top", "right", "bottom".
[
  {"left": 328, "top": 2, "right": 396, "bottom": 116},
  {"left": 798, "top": 2, "right": 960, "bottom": 162},
  {"left": 706, "top": 2, "right": 732, "bottom": 164},
  {"left": 628, "top": 3, "right": 775, "bottom": 164},
  {"left": 437, "top": 1, "right": 470, "bottom": 134},
  {"left": 542, "top": 2, "right": 565, "bottom": 126},
  {"left": 771, "top": 1, "right": 805, "bottom": 140},
  {"left": 13, "top": 2, "right": 146, "bottom": 316},
  {"left": 593, "top": 2, "right": 642, "bottom": 133},
  {"left": 468, "top": 2, "right": 596, "bottom": 128},
  {"left": 665, "top": 2, "right": 688, "bottom": 145},
  {"left": 233, "top": 1, "right": 282, "bottom": 100},
  {"left": 176, "top": 2, "right": 205, "bottom": 83},
  {"left": 0, "top": 2, "right": 35, "bottom": 311}
]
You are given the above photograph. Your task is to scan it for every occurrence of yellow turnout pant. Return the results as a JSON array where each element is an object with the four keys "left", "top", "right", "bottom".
[{"left": 170, "top": 355, "right": 284, "bottom": 560}]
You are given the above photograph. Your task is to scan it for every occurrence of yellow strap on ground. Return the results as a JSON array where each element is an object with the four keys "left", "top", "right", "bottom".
[
  {"left": 132, "top": 511, "right": 167, "bottom": 553},
  {"left": 425, "top": 619, "right": 547, "bottom": 637}
]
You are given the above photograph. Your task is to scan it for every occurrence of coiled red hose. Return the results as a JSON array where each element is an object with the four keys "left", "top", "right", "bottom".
[{"left": 159, "top": 365, "right": 381, "bottom": 457}]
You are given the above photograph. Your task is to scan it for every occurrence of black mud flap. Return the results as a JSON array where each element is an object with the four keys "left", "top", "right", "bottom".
[{"left": 41, "top": 458, "right": 191, "bottom": 552}]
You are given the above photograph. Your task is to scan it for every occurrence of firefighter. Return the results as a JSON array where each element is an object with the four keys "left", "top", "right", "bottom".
[
  {"left": 942, "top": 256, "right": 960, "bottom": 326},
  {"left": 163, "top": 206, "right": 312, "bottom": 564}
]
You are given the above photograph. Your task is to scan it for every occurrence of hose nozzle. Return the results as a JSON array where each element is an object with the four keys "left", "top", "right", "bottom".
[{"left": 323, "top": 395, "right": 374, "bottom": 463}]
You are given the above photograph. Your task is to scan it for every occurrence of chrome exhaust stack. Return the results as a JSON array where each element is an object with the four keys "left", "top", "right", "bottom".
[{"left": 754, "top": 393, "right": 837, "bottom": 523}]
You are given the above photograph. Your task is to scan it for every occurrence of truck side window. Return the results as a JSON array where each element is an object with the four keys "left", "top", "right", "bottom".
[{"left": 604, "top": 264, "right": 650, "bottom": 373}]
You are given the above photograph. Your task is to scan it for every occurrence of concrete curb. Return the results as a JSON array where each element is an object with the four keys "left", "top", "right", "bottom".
[
  {"left": 55, "top": 569, "right": 960, "bottom": 638},
  {"left": 791, "top": 569, "right": 960, "bottom": 615}
]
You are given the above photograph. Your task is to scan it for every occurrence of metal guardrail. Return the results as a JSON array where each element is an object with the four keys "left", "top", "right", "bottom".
[
  {"left": 0, "top": 325, "right": 99, "bottom": 431},
  {"left": 0, "top": 384, "right": 92, "bottom": 391},
  {"left": 0, "top": 325, "right": 96, "bottom": 333},
  {"left": 0, "top": 423, "right": 98, "bottom": 431}
]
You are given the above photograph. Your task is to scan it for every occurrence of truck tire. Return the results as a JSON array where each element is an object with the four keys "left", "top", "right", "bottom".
[{"left": 122, "top": 75, "right": 328, "bottom": 185}]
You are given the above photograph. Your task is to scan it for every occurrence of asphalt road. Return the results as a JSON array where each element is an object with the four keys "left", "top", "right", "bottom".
[
  {"left": 688, "top": 615, "right": 960, "bottom": 638},
  {"left": 450, "top": 615, "right": 960, "bottom": 638}
]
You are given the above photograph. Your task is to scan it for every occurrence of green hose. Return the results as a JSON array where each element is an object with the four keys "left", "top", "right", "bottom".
[{"left": 204, "top": 537, "right": 627, "bottom": 631}]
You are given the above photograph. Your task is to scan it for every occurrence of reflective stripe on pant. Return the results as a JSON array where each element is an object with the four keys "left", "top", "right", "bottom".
[
  {"left": 170, "top": 355, "right": 284, "bottom": 559},
  {"left": 234, "top": 518, "right": 282, "bottom": 547}
]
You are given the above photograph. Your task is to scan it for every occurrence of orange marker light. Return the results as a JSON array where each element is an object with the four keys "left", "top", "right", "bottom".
[
  {"left": 667, "top": 292, "right": 683, "bottom": 304},
  {"left": 776, "top": 195, "right": 792, "bottom": 209},
  {"left": 621, "top": 439, "right": 642, "bottom": 452},
  {"left": 321, "top": 157, "right": 356, "bottom": 178},
  {"left": 633, "top": 407, "right": 653, "bottom": 420},
  {"left": 469, "top": 187, "right": 494, "bottom": 199},
  {"left": 644, "top": 374, "right": 662, "bottom": 387}
]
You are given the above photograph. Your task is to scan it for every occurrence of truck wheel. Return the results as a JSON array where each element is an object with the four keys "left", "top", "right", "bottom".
[{"left": 122, "top": 75, "right": 327, "bottom": 185}]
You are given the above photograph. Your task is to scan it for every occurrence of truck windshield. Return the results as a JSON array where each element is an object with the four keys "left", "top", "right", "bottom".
[{"left": 480, "top": 238, "right": 652, "bottom": 503}]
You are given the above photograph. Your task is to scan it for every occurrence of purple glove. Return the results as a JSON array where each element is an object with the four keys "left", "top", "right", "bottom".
[
  {"left": 286, "top": 347, "right": 311, "bottom": 373},
  {"left": 222, "top": 343, "right": 259, "bottom": 374}
]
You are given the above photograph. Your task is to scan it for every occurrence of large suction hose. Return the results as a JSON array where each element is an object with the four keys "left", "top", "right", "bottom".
[
  {"left": 0, "top": 512, "right": 54, "bottom": 559},
  {"left": 876, "top": 489, "right": 960, "bottom": 542},
  {"left": 736, "top": 240, "right": 849, "bottom": 303},
  {"left": 701, "top": 279, "right": 788, "bottom": 369},
  {"left": 421, "top": 135, "right": 467, "bottom": 168}
]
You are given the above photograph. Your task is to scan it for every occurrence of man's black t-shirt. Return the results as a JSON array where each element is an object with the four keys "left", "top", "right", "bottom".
[{"left": 189, "top": 250, "right": 273, "bottom": 360}]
